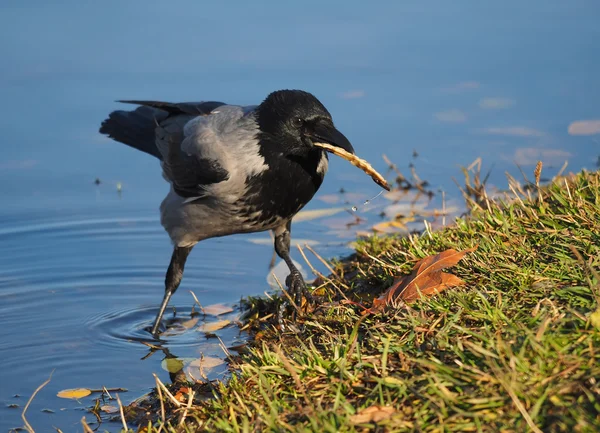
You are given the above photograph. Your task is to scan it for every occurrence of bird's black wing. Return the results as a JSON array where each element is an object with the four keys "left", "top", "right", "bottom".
[
  {"left": 117, "top": 100, "right": 226, "bottom": 117},
  {"left": 155, "top": 113, "right": 230, "bottom": 198},
  {"left": 101, "top": 100, "right": 233, "bottom": 197}
]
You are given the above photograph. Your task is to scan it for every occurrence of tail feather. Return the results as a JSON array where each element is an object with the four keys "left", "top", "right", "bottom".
[{"left": 99, "top": 105, "right": 167, "bottom": 159}]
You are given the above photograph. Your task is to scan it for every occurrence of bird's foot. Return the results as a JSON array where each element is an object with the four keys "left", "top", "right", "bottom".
[{"left": 285, "top": 270, "right": 313, "bottom": 309}]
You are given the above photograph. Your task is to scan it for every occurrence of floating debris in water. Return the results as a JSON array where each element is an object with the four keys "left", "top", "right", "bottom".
[
  {"left": 116, "top": 182, "right": 122, "bottom": 192},
  {"left": 94, "top": 178, "right": 101, "bottom": 185}
]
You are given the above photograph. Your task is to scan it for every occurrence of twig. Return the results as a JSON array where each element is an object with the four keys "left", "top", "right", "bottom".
[
  {"left": 189, "top": 291, "right": 206, "bottom": 314},
  {"left": 441, "top": 190, "right": 446, "bottom": 227},
  {"left": 272, "top": 273, "right": 300, "bottom": 312},
  {"left": 22, "top": 371, "right": 54, "bottom": 433},
  {"left": 101, "top": 386, "right": 113, "bottom": 400},
  {"left": 152, "top": 373, "right": 182, "bottom": 407},
  {"left": 297, "top": 244, "right": 350, "bottom": 302},
  {"left": 115, "top": 393, "right": 129, "bottom": 432},
  {"left": 564, "top": 178, "right": 573, "bottom": 201},
  {"left": 155, "top": 375, "right": 166, "bottom": 429},
  {"left": 498, "top": 376, "right": 543, "bottom": 433},
  {"left": 554, "top": 160, "right": 568, "bottom": 179},
  {"left": 88, "top": 387, "right": 127, "bottom": 393},
  {"left": 296, "top": 244, "right": 326, "bottom": 280},
  {"left": 217, "top": 335, "right": 232, "bottom": 359},
  {"left": 81, "top": 417, "right": 94, "bottom": 433},
  {"left": 305, "top": 245, "right": 338, "bottom": 278},
  {"left": 179, "top": 388, "right": 195, "bottom": 426}
]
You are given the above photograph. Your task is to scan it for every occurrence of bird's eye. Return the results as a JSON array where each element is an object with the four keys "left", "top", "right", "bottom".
[{"left": 292, "top": 117, "right": 304, "bottom": 128}]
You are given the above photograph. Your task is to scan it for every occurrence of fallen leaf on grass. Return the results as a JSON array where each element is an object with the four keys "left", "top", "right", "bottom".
[
  {"left": 57, "top": 388, "right": 92, "bottom": 399},
  {"left": 350, "top": 405, "right": 396, "bottom": 424},
  {"left": 173, "top": 386, "right": 191, "bottom": 403},
  {"left": 369, "top": 247, "right": 477, "bottom": 313}
]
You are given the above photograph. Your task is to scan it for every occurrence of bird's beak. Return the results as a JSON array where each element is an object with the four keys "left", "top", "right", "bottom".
[{"left": 309, "top": 123, "right": 355, "bottom": 154}]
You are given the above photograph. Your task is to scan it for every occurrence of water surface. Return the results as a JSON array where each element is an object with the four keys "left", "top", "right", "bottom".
[{"left": 1, "top": 1, "right": 598, "bottom": 431}]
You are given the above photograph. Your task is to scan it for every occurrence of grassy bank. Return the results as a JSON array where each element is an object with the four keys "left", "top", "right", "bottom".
[{"left": 131, "top": 170, "right": 600, "bottom": 432}]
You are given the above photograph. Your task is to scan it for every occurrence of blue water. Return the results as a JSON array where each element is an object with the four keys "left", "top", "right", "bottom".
[{"left": 1, "top": 1, "right": 599, "bottom": 431}]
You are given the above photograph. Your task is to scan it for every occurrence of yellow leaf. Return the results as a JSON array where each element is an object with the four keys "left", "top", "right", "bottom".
[
  {"left": 57, "top": 388, "right": 92, "bottom": 399},
  {"left": 161, "top": 358, "right": 185, "bottom": 373},
  {"left": 200, "top": 320, "right": 231, "bottom": 333}
]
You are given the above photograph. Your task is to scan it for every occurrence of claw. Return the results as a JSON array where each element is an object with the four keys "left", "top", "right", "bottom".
[{"left": 285, "top": 270, "right": 313, "bottom": 310}]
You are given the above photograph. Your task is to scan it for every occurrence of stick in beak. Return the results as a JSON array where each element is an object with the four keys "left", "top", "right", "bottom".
[{"left": 312, "top": 141, "right": 390, "bottom": 191}]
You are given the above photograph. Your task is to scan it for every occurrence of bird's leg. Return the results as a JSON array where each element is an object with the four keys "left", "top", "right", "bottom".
[
  {"left": 274, "top": 222, "right": 312, "bottom": 307},
  {"left": 150, "top": 245, "right": 193, "bottom": 336}
]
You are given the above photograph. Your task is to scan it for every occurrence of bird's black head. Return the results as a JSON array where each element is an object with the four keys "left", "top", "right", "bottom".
[{"left": 255, "top": 89, "right": 354, "bottom": 156}]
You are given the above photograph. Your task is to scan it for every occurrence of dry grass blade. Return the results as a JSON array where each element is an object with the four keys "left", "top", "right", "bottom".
[
  {"left": 115, "top": 393, "right": 129, "bottom": 432},
  {"left": 153, "top": 373, "right": 182, "bottom": 408},
  {"left": 569, "top": 245, "right": 600, "bottom": 303},
  {"left": 22, "top": 371, "right": 53, "bottom": 433},
  {"left": 313, "top": 142, "right": 390, "bottom": 190},
  {"left": 155, "top": 374, "right": 166, "bottom": 430},
  {"left": 179, "top": 388, "right": 195, "bottom": 427},
  {"left": 80, "top": 417, "right": 94, "bottom": 433}
]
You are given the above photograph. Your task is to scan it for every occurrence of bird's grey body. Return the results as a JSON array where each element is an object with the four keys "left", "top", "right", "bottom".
[
  {"left": 100, "top": 90, "right": 350, "bottom": 336},
  {"left": 158, "top": 104, "right": 275, "bottom": 247}
]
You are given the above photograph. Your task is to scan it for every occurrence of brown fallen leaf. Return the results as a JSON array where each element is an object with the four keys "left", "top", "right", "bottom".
[
  {"left": 180, "top": 317, "right": 200, "bottom": 329},
  {"left": 100, "top": 405, "right": 118, "bottom": 414},
  {"left": 350, "top": 405, "right": 396, "bottom": 424},
  {"left": 313, "top": 142, "right": 390, "bottom": 191},
  {"left": 370, "top": 247, "right": 477, "bottom": 313},
  {"left": 202, "top": 304, "right": 234, "bottom": 316},
  {"left": 200, "top": 320, "right": 231, "bottom": 333},
  {"left": 173, "top": 386, "right": 191, "bottom": 403}
]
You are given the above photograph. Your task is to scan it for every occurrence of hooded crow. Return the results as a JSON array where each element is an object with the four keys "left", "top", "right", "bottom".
[{"left": 99, "top": 90, "right": 355, "bottom": 336}]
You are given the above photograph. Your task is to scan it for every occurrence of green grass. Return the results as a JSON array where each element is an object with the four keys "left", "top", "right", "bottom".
[{"left": 129, "top": 170, "right": 600, "bottom": 432}]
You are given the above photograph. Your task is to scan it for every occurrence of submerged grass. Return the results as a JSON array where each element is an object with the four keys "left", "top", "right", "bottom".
[{"left": 126, "top": 170, "right": 600, "bottom": 432}]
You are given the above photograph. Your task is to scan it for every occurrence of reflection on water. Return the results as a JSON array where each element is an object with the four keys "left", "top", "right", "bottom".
[{"left": 1, "top": 1, "right": 599, "bottom": 431}]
